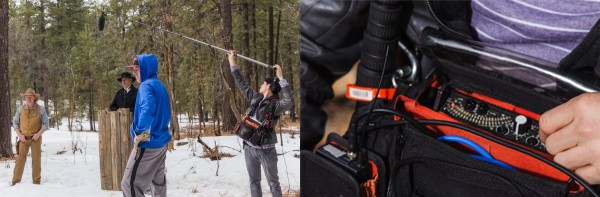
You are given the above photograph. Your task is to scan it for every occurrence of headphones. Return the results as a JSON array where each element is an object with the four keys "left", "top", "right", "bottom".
[{"left": 270, "top": 78, "right": 281, "bottom": 94}]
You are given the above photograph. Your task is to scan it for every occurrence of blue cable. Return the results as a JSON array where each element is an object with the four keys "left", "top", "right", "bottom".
[
  {"left": 469, "top": 154, "right": 517, "bottom": 171},
  {"left": 438, "top": 135, "right": 493, "bottom": 158},
  {"left": 438, "top": 135, "right": 517, "bottom": 172}
]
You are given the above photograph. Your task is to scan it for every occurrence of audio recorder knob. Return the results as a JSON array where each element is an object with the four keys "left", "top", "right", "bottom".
[
  {"left": 476, "top": 103, "right": 489, "bottom": 115},
  {"left": 514, "top": 115, "right": 529, "bottom": 136},
  {"left": 526, "top": 137, "right": 540, "bottom": 146},
  {"left": 496, "top": 126, "right": 509, "bottom": 135},
  {"left": 464, "top": 99, "right": 476, "bottom": 111}
]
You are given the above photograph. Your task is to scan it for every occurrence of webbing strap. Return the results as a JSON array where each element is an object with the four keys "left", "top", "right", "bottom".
[
  {"left": 361, "top": 160, "right": 379, "bottom": 197},
  {"left": 346, "top": 84, "right": 396, "bottom": 102}
]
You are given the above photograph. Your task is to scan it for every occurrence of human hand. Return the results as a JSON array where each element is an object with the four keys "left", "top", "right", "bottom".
[
  {"left": 227, "top": 50, "right": 236, "bottom": 67},
  {"left": 33, "top": 132, "right": 41, "bottom": 141},
  {"left": 167, "top": 139, "right": 175, "bottom": 152},
  {"left": 18, "top": 133, "right": 26, "bottom": 143},
  {"left": 274, "top": 64, "right": 283, "bottom": 79},
  {"left": 539, "top": 92, "right": 600, "bottom": 184}
]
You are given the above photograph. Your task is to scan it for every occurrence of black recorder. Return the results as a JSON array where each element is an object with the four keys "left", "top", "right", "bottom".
[
  {"left": 302, "top": 34, "right": 600, "bottom": 197},
  {"left": 317, "top": 141, "right": 372, "bottom": 182}
]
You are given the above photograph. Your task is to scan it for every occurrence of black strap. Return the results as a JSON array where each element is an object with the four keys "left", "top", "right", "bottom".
[
  {"left": 265, "top": 97, "right": 284, "bottom": 146},
  {"left": 265, "top": 97, "right": 278, "bottom": 127},
  {"left": 247, "top": 97, "right": 263, "bottom": 117},
  {"left": 130, "top": 148, "right": 145, "bottom": 197}
]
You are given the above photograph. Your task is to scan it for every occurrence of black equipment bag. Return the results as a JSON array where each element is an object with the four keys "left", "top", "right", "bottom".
[
  {"left": 300, "top": 53, "right": 600, "bottom": 196},
  {"left": 234, "top": 115, "right": 263, "bottom": 144},
  {"left": 302, "top": 118, "right": 600, "bottom": 197},
  {"left": 301, "top": 132, "right": 388, "bottom": 197},
  {"left": 235, "top": 97, "right": 277, "bottom": 145},
  {"left": 391, "top": 126, "right": 569, "bottom": 197},
  {"left": 300, "top": 0, "right": 600, "bottom": 195}
]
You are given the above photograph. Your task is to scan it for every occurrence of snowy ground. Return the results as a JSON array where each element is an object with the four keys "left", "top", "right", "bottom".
[{"left": 0, "top": 120, "right": 300, "bottom": 196}]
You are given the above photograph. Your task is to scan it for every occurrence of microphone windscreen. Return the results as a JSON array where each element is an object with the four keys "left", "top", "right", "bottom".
[{"left": 98, "top": 12, "right": 106, "bottom": 31}]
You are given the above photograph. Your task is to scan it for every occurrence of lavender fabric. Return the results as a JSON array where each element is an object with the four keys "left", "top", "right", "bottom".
[
  {"left": 472, "top": 0, "right": 600, "bottom": 64},
  {"left": 471, "top": 0, "right": 600, "bottom": 87}
]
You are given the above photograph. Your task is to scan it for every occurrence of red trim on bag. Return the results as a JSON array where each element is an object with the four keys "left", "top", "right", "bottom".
[
  {"left": 243, "top": 117, "right": 260, "bottom": 129},
  {"left": 397, "top": 95, "right": 572, "bottom": 183},
  {"left": 368, "top": 160, "right": 378, "bottom": 179}
]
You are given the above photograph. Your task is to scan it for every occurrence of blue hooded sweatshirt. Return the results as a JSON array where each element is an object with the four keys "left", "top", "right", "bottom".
[{"left": 130, "top": 54, "right": 172, "bottom": 148}]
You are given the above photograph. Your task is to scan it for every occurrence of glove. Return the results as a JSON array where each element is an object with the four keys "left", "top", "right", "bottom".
[{"left": 133, "top": 130, "right": 151, "bottom": 151}]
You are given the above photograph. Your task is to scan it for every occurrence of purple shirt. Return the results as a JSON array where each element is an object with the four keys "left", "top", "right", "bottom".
[{"left": 472, "top": 0, "right": 600, "bottom": 64}]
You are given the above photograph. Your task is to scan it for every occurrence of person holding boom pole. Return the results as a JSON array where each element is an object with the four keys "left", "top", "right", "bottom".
[{"left": 228, "top": 50, "right": 293, "bottom": 197}]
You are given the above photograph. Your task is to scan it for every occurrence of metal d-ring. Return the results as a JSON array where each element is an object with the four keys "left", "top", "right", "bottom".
[{"left": 393, "top": 41, "right": 419, "bottom": 87}]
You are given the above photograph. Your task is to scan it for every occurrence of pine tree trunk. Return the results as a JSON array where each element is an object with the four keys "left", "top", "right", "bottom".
[
  {"left": 242, "top": 0, "right": 251, "bottom": 111},
  {"left": 268, "top": 3, "right": 274, "bottom": 68},
  {"left": 213, "top": 69, "right": 222, "bottom": 136},
  {"left": 161, "top": 0, "right": 180, "bottom": 140},
  {"left": 194, "top": 57, "right": 205, "bottom": 133},
  {"left": 287, "top": 41, "right": 297, "bottom": 122},
  {"left": 68, "top": 65, "right": 76, "bottom": 131},
  {"left": 218, "top": 0, "right": 239, "bottom": 133},
  {"left": 54, "top": 101, "right": 59, "bottom": 130},
  {"left": 275, "top": 6, "right": 281, "bottom": 63},
  {"left": 88, "top": 80, "right": 95, "bottom": 131},
  {"left": 197, "top": 84, "right": 205, "bottom": 133},
  {"left": 39, "top": 0, "right": 49, "bottom": 115},
  {"left": 0, "top": 0, "right": 13, "bottom": 157},
  {"left": 251, "top": 0, "right": 258, "bottom": 89}
]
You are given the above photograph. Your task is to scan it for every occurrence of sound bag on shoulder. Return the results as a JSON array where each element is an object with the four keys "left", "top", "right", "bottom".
[
  {"left": 235, "top": 97, "right": 278, "bottom": 145},
  {"left": 234, "top": 115, "right": 263, "bottom": 144}
]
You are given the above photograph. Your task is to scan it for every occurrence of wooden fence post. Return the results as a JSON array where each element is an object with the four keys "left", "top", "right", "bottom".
[{"left": 98, "top": 109, "right": 133, "bottom": 191}]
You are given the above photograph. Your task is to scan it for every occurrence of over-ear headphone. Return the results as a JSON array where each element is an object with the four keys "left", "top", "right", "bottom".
[{"left": 270, "top": 78, "right": 281, "bottom": 94}]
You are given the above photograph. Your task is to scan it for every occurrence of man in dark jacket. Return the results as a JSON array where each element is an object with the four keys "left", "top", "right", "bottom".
[
  {"left": 120, "top": 54, "right": 172, "bottom": 197},
  {"left": 110, "top": 72, "right": 137, "bottom": 111},
  {"left": 228, "top": 50, "right": 293, "bottom": 197}
]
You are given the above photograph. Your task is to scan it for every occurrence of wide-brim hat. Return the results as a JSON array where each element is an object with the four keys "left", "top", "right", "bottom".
[
  {"left": 117, "top": 72, "right": 136, "bottom": 82},
  {"left": 20, "top": 88, "right": 41, "bottom": 99}
]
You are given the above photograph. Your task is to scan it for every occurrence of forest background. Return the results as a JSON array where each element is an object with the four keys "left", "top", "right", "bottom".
[{"left": 0, "top": 0, "right": 300, "bottom": 157}]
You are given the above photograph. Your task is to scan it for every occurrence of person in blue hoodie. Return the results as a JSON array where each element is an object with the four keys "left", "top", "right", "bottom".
[{"left": 120, "top": 54, "right": 172, "bottom": 197}]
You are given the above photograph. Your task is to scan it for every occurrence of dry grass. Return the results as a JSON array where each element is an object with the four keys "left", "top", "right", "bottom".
[
  {"left": 0, "top": 156, "right": 16, "bottom": 161},
  {"left": 284, "top": 190, "right": 300, "bottom": 197},
  {"left": 199, "top": 146, "right": 234, "bottom": 161},
  {"left": 179, "top": 117, "right": 300, "bottom": 139}
]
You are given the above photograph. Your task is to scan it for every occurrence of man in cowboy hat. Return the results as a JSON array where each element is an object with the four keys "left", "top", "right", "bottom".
[
  {"left": 110, "top": 72, "right": 138, "bottom": 111},
  {"left": 11, "top": 88, "right": 49, "bottom": 185}
]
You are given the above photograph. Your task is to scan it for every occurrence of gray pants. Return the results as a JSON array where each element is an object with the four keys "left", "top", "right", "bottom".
[
  {"left": 244, "top": 146, "right": 282, "bottom": 197},
  {"left": 121, "top": 146, "right": 167, "bottom": 197}
]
